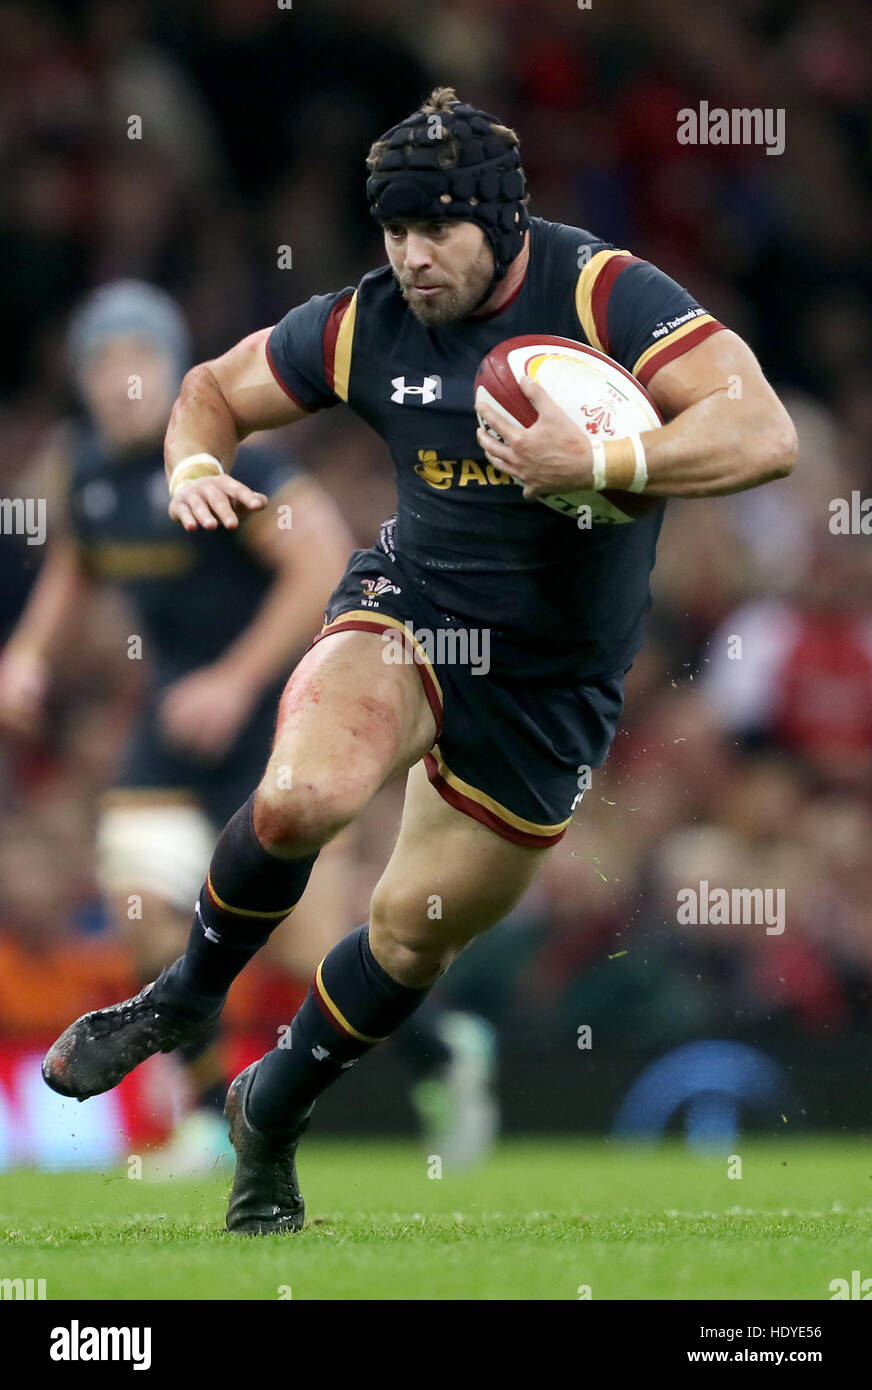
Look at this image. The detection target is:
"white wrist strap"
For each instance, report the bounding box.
[168,453,224,495]
[590,438,607,491]
[628,433,648,493]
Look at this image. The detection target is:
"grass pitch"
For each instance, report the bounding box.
[2,1138,871,1300]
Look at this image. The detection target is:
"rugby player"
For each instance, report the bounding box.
[42,90,797,1230]
[5,280,498,1171]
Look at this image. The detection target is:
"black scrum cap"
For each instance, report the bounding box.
[366,97,529,290]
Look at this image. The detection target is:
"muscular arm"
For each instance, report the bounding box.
[165,328,312,531]
[632,329,798,496]
[477,329,798,500]
[0,436,95,736]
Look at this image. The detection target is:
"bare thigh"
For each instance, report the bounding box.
[369,759,551,987]
[253,630,437,856]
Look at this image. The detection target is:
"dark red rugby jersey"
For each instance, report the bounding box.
[267,217,725,678]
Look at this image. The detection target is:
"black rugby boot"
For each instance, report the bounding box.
[42,973,221,1100]
[225,1062,309,1235]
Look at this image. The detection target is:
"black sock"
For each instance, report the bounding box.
[390,1000,452,1079]
[154,792,318,1016]
[247,923,433,1134]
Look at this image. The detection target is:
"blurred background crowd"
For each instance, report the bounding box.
[1,0,871,1136]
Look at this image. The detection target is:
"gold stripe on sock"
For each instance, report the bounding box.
[206,871,298,920]
[314,960,385,1044]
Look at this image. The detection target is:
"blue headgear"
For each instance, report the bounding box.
[66,280,191,388]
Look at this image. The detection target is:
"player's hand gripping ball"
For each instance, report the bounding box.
[475,335,663,523]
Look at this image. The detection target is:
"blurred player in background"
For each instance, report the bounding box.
[0,281,498,1170]
[0,282,352,1168]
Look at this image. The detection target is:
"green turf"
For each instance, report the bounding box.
[2,1138,871,1300]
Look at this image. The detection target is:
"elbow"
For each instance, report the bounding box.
[176,362,244,443]
[171,363,212,422]
[179,361,219,403]
[749,414,799,486]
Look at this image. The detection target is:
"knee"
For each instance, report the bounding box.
[253,775,369,856]
[368,882,463,988]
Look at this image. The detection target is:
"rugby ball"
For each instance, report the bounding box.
[474,335,663,523]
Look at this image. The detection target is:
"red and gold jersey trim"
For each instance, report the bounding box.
[574,248,639,353]
[632,316,725,387]
[424,746,571,849]
[310,610,444,739]
[575,251,727,389]
[325,290,358,403]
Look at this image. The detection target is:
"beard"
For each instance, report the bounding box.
[395,240,495,325]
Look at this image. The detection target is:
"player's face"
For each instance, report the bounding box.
[383,220,494,324]
[77,335,176,449]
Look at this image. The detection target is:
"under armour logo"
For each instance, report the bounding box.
[312,1045,331,1061]
[391,375,442,405]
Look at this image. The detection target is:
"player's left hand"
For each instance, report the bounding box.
[157,662,259,761]
[476,375,594,499]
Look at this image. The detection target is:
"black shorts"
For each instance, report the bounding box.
[308,520,627,850]
[110,680,281,828]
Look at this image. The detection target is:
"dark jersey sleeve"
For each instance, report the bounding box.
[605,259,724,387]
[267,288,356,411]
[573,239,725,389]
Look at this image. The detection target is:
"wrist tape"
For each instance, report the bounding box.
[168,453,224,496]
[590,433,648,493]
